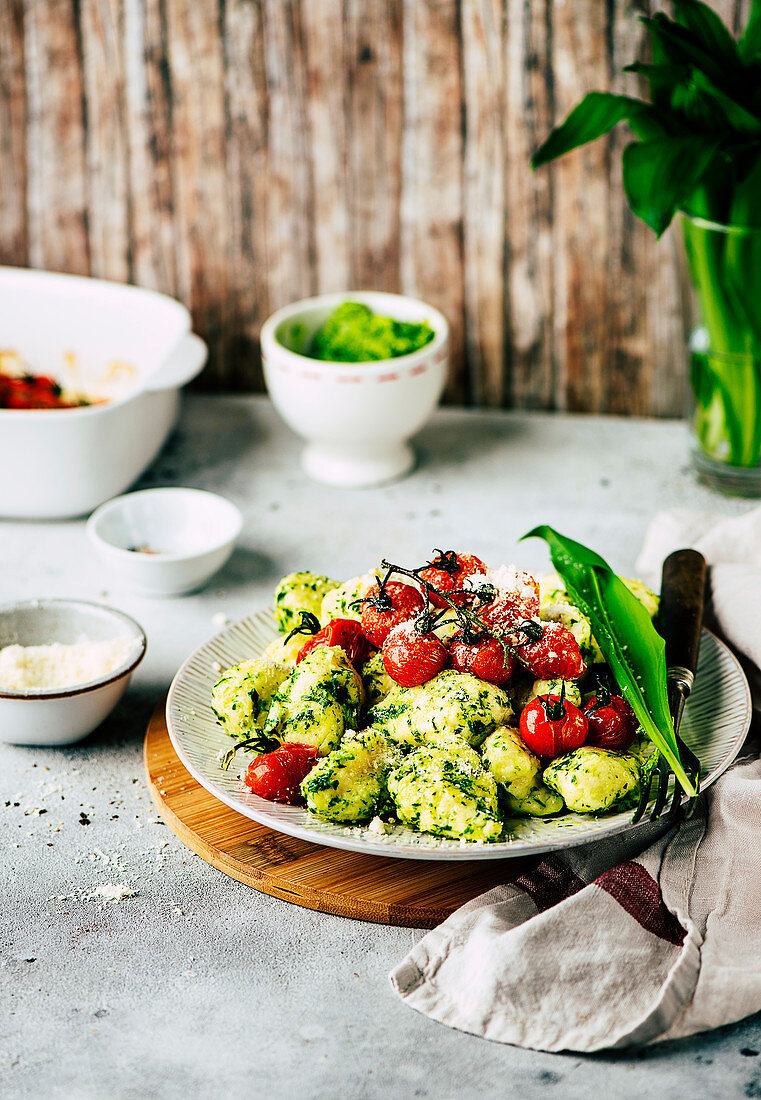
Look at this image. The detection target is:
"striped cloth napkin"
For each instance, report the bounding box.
[390,508,761,1052]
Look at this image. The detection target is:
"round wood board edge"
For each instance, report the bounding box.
[144,699,534,927]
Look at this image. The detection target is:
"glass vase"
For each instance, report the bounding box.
[680,214,761,496]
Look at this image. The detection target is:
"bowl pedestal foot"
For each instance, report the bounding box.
[301,441,415,487]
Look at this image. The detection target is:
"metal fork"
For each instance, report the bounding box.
[631,549,706,825]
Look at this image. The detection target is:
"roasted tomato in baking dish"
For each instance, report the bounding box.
[382,620,448,687]
[449,632,516,687]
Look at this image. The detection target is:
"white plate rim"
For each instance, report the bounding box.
[165,611,752,861]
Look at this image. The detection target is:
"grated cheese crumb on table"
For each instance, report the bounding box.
[87,883,138,902]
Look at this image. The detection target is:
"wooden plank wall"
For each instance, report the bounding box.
[0,0,750,413]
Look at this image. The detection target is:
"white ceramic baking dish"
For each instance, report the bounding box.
[0,267,207,518]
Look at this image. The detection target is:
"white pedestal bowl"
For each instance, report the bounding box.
[260,291,449,488]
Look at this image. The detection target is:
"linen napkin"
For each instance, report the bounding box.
[390,507,761,1052]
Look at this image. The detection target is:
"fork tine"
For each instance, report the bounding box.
[653,738,701,824]
[633,739,702,827]
[678,737,701,819]
[665,767,683,823]
[632,750,659,823]
[649,757,672,821]
[631,764,653,824]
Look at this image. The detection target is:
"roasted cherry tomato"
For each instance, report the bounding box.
[0,371,83,410]
[244,742,319,803]
[478,570,540,632]
[583,690,638,752]
[419,550,487,608]
[297,617,372,668]
[382,620,448,688]
[515,621,586,681]
[449,632,516,687]
[360,581,425,647]
[519,693,589,759]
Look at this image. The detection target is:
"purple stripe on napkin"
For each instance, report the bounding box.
[514,854,586,913]
[596,861,686,946]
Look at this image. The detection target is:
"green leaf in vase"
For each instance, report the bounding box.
[643,13,741,100]
[729,151,761,227]
[689,70,761,133]
[690,349,748,464]
[672,0,742,74]
[623,136,721,236]
[521,526,696,798]
[531,1,761,470]
[531,93,667,169]
[623,61,691,89]
[740,0,761,63]
[534,3,761,232]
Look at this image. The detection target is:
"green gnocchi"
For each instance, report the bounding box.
[301,729,401,823]
[320,571,378,625]
[370,669,512,749]
[273,571,339,634]
[387,744,502,842]
[543,746,641,813]
[211,658,290,741]
[265,645,363,755]
[360,650,397,709]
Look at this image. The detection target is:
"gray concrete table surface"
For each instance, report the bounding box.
[2,396,760,1100]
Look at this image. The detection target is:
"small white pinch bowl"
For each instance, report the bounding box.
[87,488,242,597]
[260,291,449,487]
[0,599,146,746]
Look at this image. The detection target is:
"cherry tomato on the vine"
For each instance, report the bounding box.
[297,617,372,669]
[419,551,486,608]
[243,743,319,803]
[478,570,540,632]
[449,632,516,687]
[515,621,586,681]
[360,581,425,647]
[519,694,589,759]
[583,692,638,752]
[382,620,448,688]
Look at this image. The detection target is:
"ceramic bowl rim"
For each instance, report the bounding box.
[0,266,191,421]
[86,487,243,566]
[0,599,147,700]
[260,291,450,374]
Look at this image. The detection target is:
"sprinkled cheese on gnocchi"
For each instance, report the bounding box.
[388,744,502,842]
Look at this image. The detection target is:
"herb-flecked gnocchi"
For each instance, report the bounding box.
[211,550,660,842]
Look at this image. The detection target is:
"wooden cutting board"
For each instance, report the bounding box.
[144,701,537,927]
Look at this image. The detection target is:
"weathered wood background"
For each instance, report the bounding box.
[0,0,751,413]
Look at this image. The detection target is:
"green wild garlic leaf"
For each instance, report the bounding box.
[623,136,723,237]
[521,525,696,797]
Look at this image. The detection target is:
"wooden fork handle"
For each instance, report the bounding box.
[659,548,707,692]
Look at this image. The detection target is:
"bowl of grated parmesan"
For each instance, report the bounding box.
[0,599,146,745]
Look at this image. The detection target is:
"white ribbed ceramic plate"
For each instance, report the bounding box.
[166,610,752,861]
